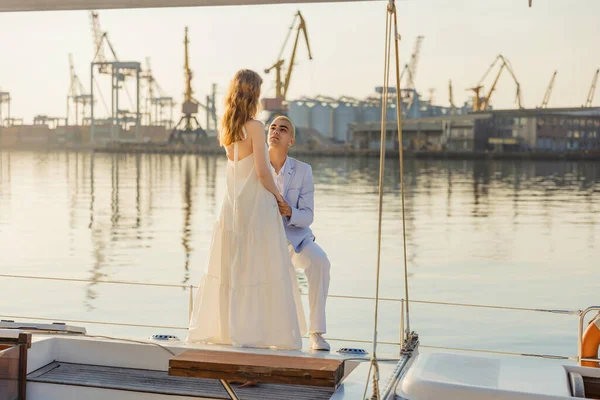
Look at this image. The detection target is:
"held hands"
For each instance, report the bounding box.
[277,197,292,218]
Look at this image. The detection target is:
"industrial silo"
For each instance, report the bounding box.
[361,104,380,123]
[287,100,311,128]
[387,103,398,121]
[310,101,334,138]
[333,101,357,142]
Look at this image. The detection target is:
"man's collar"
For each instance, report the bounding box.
[273,156,288,176]
[282,156,289,173]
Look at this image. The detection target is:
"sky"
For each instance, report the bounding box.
[0,0,599,122]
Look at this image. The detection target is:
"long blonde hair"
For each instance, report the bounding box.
[219,69,263,147]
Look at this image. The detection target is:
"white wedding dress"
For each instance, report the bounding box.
[187,128,306,350]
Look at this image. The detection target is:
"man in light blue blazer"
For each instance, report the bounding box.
[268,116,331,351]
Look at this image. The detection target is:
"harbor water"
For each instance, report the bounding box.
[0,150,598,357]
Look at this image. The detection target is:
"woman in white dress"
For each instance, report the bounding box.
[187,69,306,350]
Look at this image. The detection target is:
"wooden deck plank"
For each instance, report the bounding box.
[28,361,334,399]
[171,350,342,372]
[170,367,335,388]
[169,349,344,388]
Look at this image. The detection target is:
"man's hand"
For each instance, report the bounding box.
[278,199,292,218]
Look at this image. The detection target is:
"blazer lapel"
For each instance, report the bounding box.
[284,158,297,198]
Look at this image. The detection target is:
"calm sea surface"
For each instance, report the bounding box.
[0,150,598,357]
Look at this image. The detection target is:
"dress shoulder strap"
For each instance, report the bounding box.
[242,126,248,140]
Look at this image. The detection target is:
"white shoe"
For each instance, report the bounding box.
[310,333,331,351]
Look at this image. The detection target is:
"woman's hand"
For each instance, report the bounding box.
[275,194,284,204]
[277,199,292,218]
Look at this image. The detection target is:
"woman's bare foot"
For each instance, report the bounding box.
[239,380,258,388]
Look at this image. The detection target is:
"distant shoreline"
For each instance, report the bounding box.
[1,143,600,162]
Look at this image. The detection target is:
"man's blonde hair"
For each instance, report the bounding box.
[273,115,296,138]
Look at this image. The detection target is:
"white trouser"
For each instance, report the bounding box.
[289,241,330,334]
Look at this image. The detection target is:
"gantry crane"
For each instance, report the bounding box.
[90,11,119,75]
[201,83,218,134]
[468,54,523,111]
[263,10,312,113]
[540,70,557,109]
[142,57,175,128]
[67,54,93,126]
[88,10,142,142]
[584,68,599,108]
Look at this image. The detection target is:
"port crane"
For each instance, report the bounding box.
[89,10,142,142]
[468,54,523,111]
[448,80,455,115]
[0,90,11,127]
[90,11,125,76]
[168,26,207,144]
[263,10,312,114]
[399,36,424,94]
[142,57,175,128]
[398,35,424,113]
[67,54,93,126]
[540,70,557,108]
[584,68,599,107]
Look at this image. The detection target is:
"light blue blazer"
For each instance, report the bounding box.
[281,157,315,253]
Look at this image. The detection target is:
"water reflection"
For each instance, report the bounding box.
[66,152,79,233]
[0,151,599,312]
[86,152,105,310]
[66,152,79,258]
[86,224,108,311]
[135,154,141,230]
[446,168,453,218]
[204,156,217,214]
[88,152,95,229]
[111,154,120,229]
[181,156,194,285]
[296,270,308,294]
[0,152,11,224]
[145,154,154,225]
[472,161,490,218]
